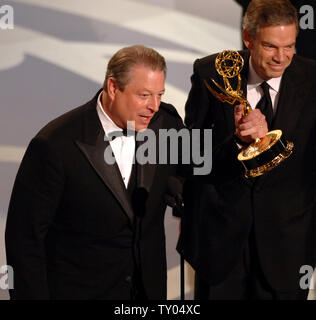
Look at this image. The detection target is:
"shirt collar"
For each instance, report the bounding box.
[247,57,282,93]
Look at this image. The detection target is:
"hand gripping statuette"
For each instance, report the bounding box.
[204,50,294,178]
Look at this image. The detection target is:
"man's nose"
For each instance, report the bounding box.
[274,49,286,63]
[149,96,160,112]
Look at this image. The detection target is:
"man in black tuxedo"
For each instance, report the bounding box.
[5,45,184,300]
[180,0,316,299]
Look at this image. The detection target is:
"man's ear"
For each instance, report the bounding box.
[243,29,253,50]
[107,77,119,100]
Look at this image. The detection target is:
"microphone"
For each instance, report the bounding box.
[165,176,184,218]
[166,176,186,300]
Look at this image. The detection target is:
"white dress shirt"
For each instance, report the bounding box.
[246,57,282,115]
[96,92,135,188]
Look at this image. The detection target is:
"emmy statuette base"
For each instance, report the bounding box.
[237,130,294,178]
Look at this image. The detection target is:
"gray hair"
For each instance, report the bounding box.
[103,45,167,92]
[243,0,299,38]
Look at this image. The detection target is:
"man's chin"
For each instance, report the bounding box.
[266,66,288,78]
[135,124,149,132]
[262,70,283,80]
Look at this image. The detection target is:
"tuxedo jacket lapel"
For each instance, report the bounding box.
[75,101,134,224]
[74,92,167,221]
[255,56,310,187]
[272,56,310,138]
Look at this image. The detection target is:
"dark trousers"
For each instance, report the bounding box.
[194,231,309,300]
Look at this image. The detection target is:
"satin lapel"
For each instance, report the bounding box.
[255,57,309,187]
[272,63,309,138]
[75,102,134,224]
[136,114,163,193]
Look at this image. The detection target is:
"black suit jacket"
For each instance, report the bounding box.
[179,51,316,292]
[5,90,184,300]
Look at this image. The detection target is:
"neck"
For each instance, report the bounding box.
[100,91,125,129]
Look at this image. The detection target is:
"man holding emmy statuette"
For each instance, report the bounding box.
[178,0,316,300]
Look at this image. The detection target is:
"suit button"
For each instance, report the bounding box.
[125,276,132,283]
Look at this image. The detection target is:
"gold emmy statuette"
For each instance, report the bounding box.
[204,50,294,178]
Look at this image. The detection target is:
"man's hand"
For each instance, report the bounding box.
[234,104,268,144]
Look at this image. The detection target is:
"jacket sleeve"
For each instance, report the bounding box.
[5,136,64,299]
